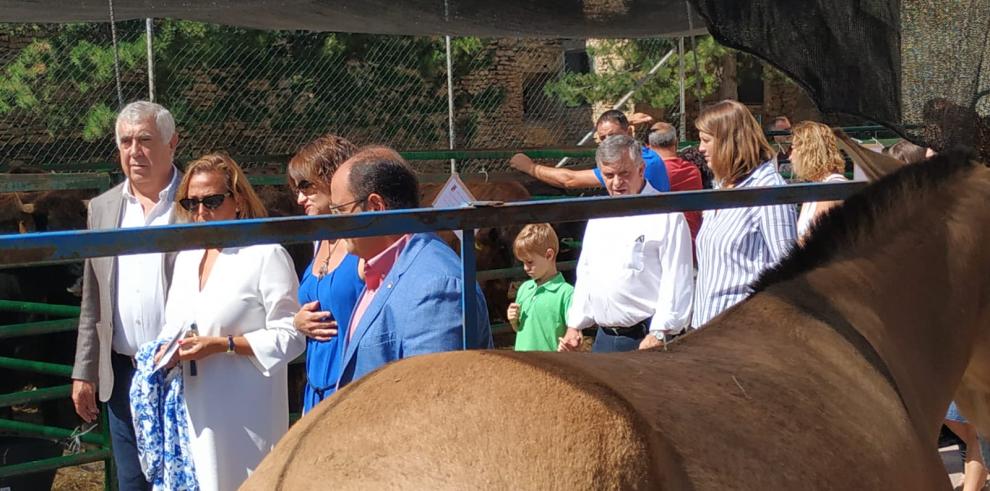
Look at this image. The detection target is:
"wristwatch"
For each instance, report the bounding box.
[650,331,666,343]
[226,335,235,354]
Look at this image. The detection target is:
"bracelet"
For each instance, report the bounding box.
[226,335,235,354]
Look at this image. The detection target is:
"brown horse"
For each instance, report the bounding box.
[244,150,990,490]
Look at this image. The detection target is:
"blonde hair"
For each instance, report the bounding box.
[513,223,559,258]
[177,153,267,221]
[695,100,775,185]
[790,121,845,182]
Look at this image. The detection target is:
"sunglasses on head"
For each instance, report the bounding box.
[179,192,232,212]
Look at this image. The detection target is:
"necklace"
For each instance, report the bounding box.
[317,240,341,277]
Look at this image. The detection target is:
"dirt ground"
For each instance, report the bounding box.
[52,459,103,491]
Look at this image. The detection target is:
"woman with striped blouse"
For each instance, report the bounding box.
[691,100,798,328]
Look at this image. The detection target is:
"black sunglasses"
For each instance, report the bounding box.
[179,193,231,212]
[295,180,315,191]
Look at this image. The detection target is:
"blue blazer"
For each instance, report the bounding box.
[336,233,492,389]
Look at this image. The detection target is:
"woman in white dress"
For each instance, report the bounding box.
[157,153,305,491]
[789,121,849,243]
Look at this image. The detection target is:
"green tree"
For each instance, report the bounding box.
[0,23,148,142]
[544,36,727,114]
[0,21,500,164]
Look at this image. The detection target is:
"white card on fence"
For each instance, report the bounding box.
[431,173,477,243]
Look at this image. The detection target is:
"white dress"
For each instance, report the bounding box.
[162,244,305,491]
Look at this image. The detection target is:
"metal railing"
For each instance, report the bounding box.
[0,299,114,489]
[0,182,866,267]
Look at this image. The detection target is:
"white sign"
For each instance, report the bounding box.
[431,173,477,243]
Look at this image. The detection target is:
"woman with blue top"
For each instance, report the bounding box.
[288,135,366,412]
[691,100,798,328]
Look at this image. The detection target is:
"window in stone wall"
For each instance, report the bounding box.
[737,52,765,105]
[523,72,563,122]
[564,49,591,74]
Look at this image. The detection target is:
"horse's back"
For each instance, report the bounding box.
[244,350,688,490]
[245,300,950,489]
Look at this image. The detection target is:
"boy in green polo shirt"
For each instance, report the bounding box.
[507,223,574,351]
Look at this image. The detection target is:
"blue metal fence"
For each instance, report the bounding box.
[0,182,866,267]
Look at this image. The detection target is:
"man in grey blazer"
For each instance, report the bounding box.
[72,101,182,490]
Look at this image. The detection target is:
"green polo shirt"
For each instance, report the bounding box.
[514,273,574,352]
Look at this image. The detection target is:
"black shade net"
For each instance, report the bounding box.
[692,0,990,158]
[3,0,988,157]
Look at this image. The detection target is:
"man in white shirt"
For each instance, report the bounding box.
[559,134,693,353]
[71,101,182,490]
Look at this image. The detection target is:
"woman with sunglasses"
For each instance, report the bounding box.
[154,153,305,490]
[287,134,365,413]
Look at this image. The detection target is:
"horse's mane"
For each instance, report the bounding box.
[751,149,981,293]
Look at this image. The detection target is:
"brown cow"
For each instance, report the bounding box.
[0,193,36,234]
[245,150,990,490]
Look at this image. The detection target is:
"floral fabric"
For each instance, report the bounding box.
[130,339,199,491]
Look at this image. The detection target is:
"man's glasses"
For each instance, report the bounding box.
[328,197,367,215]
[179,193,231,212]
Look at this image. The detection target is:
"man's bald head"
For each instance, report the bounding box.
[334,146,420,211]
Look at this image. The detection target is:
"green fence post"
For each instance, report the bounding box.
[0,418,106,446]
[0,356,73,377]
[0,385,72,408]
[0,318,79,339]
[0,449,112,480]
[0,299,82,317]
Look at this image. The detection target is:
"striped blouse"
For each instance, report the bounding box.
[691,160,797,327]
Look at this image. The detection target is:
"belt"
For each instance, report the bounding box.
[111,350,137,368]
[598,317,651,337]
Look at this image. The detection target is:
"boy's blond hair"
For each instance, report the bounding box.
[513,223,559,258]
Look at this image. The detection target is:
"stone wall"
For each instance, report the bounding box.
[459,38,590,150]
[761,74,822,125]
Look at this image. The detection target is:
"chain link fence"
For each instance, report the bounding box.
[0,20,687,175]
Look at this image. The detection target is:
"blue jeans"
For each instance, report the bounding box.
[591,326,645,353]
[107,352,152,491]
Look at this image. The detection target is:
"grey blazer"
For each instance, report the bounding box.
[72,176,181,402]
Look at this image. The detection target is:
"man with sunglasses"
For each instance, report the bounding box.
[71,101,182,491]
[328,146,493,389]
[508,110,670,192]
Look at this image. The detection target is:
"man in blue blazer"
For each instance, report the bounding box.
[329,146,492,389]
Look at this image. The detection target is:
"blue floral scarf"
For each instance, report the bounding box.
[130,339,199,491]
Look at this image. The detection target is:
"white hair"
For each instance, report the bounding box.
[115,101,176,145]
[596,134,643,168]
